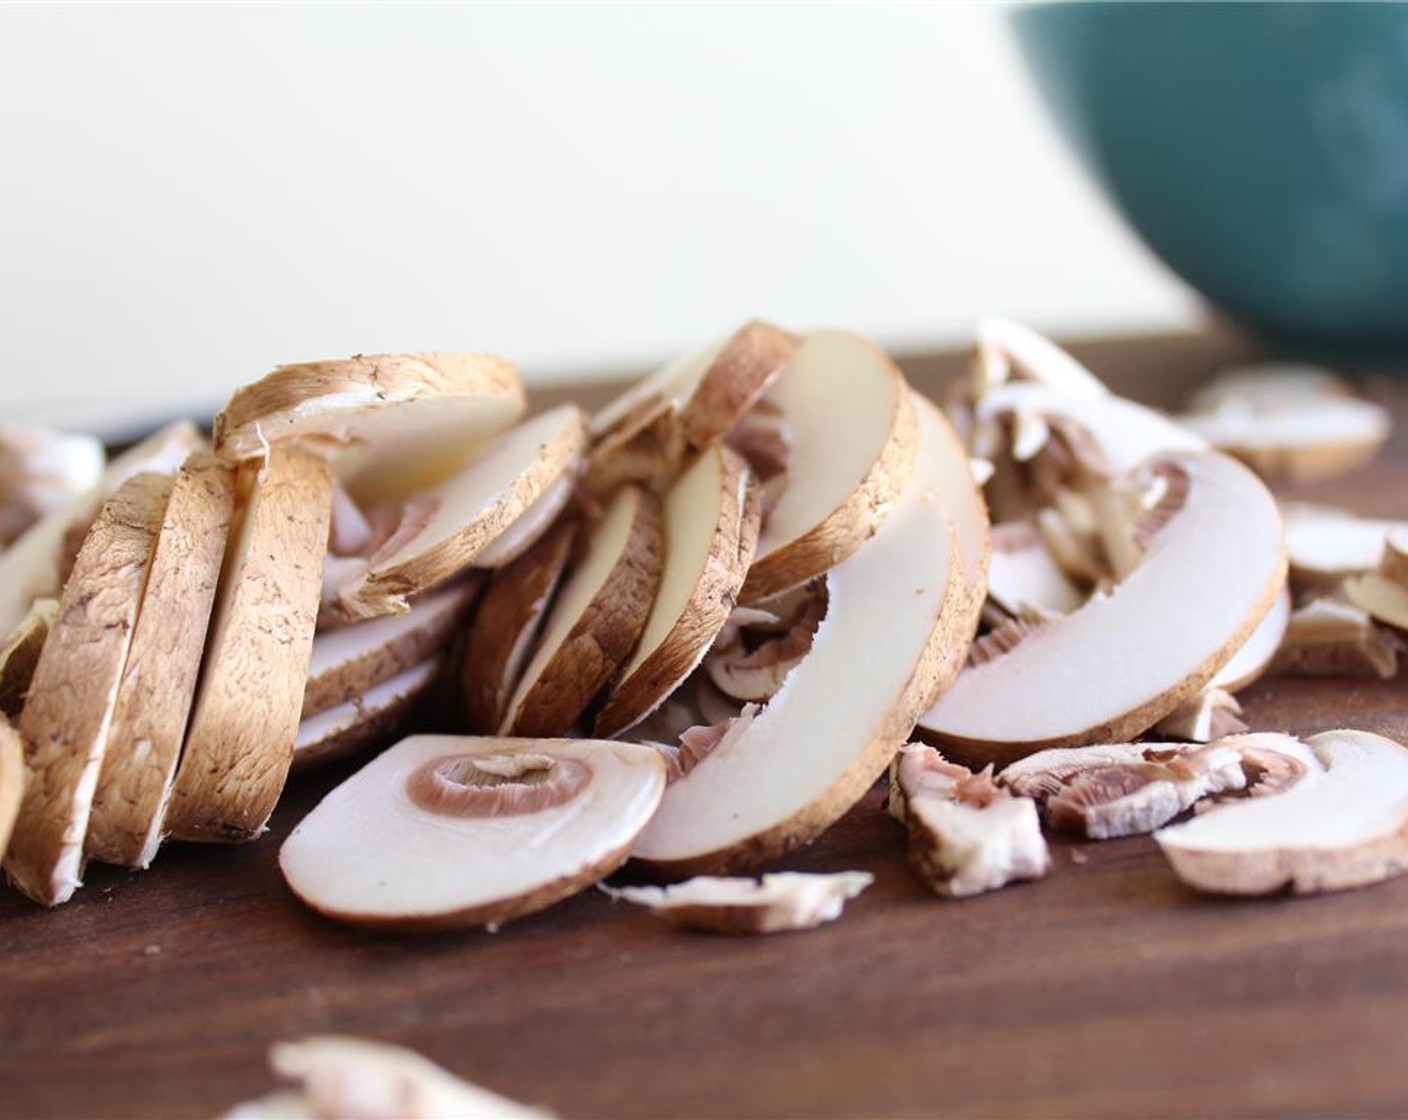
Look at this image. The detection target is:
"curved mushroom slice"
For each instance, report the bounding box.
[972,317,1110,399]
[920,451,1286,761]
[0,721,22,863]
[472,470,578,569]
[594,447,760,737]
[0,425,104,546]
[890,744,1049,898]
[461,523,576,734]
[337,405,587,619]
[1342,572,1408,633]
[0,597,57,719]
[587,320,796,492]
[1283,503,1408,588]
[1156,730,1408,895]
[214,351,526,502]
[224,1036,551,1120]
[0,420,203,639]
[1210,586,1290,692]
[85,453,237,868]
[281,736,666,928]
[164,448,332,844]
[1179,366,1390,482]
[500,486,663,737]
[304,583,475,720]
[704,589,825,704]
[1273,599,1399,679]
[985,521,1083,620]
[294,660,441,772]
[999,741,1248,840]
[3,471,172,905]
[606,871,872,934]
[740,330,918,604]
[1150,688,1247,744]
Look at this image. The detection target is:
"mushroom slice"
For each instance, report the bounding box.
[890,744,1049,898]
[3,471,171,905]
[1150,688,1248,743]
[461,523,576,733]
[294,660,441,772]
[998,741,1248,839]
[164,448,332,844]
[214,351,526,501]
[594,447,760,737]
[1156,730,1408,895]
[0,720,22,862]
[920,451,1286,761]
[704,589,824,704]
[224,1036,551,1120]
[740,329,919,603]
[305,583,475,720]
[0,420,203,639]
[337,405,587,619]
[280,736,666,928]
[986,521,1083,620]
[500,486,663,737]
[1179,365,1390,481]
[1283,502,1408,587]
[605,871,872,934]
[85,453,237,868]
[972,316,1110,399]
[1272,598,1399,679]
[472,470,578,569]
[0,597,57,719]
[1342,573,1408,633]
[1210,586,1290,692]
[0,425,104,546]
[587,320,796,491]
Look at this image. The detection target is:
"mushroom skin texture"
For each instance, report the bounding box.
[294,660,441,772]
[1156,730,1408,895]
[605,871,873,934]
[0,597,57,719]
[280,736,666,929]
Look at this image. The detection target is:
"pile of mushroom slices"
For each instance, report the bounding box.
[3,319,1408,931]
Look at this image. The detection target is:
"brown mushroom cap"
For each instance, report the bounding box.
[293,659,442,772]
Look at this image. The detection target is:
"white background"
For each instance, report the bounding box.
[0,4,1199,425]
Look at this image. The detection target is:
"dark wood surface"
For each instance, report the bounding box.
[6,330,1408,1120]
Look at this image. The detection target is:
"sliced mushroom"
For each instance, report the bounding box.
[1156,730,1408,894]
[164,448,332,844]
[214,351,526,501]
[337,405,587,619]
[85,453,237,868]
[3,471,172,905]
[1342,572,1408,633]
[0,597,57,719]
[998,740,1248,839]
[972,316,1110,399]
[472,470,578,569]
[606,871,872,934]
[985,521,1084,619]
[294,660,441,772]
[500,486,663,737]
[921,451,1286,761]
[704,589,824,703]
[1210,586,1290,692]
[0,719,22,863]
[1283,502,1408,589]
[594,446,760,737]
[1150,688,1248,743]
[587,320,796,492]
[280,736,666,928]
[224,1036,551,1120]
[0,425,104,546]
[461,523,577,733]
[890,743,1050,897]
[740,330,918,603]
[1272,598,1399,679]
[1179,365,1390,481]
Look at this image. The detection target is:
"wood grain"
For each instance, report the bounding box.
[6,330,1408,1120]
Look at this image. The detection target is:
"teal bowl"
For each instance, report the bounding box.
[1013,2,1408,356]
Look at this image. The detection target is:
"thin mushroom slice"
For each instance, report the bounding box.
[223,1036,551,1120]
[1283,502,1408,588]
[472,470,578,569]
[890,744,1050,898]
[86,453,237,868]
[294,660,441,772]
[1210,586,1290,692]
[704,588,824,704]
[337,405,587,619]
[164,447,332,844]
[0,597,57,719]
[920,451,1287,762]
[1342,572,1408,633]
[0,425,104,546]
[594,446,760,738]
[500,486,663,737]
[214,351,526,501]
[972,316,1110,399]
[280,736,666,929]
[0,720,22,863]
[605,871,872,935]
[740,329,919,604]
[304,583,476,720]
[1156,730,1408,895]
[1000,741,1248,840]
[985,521,1083,620]
[1150,688,1248,744]
[3,471,172,905]
[1272,598,1399,679]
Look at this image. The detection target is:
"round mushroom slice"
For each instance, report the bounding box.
[214,351,526,501]
[164,447,333,844]
[920,451,1287,762]
[740,330,919,604]
[1210,585,1290,693]
[337,405,587,619]
[0,720,23,863]
[4,471,172,905]
[911,391,989,615]
[1156,730,1408,895]
[594,446,760,739]
[500,486,663,737]
[86,452,237,868]
[1283,503,1408,588]
[294,660,441,772]
[280,735,667,929]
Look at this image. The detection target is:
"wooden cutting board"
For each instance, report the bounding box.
[5,330,1408,1120]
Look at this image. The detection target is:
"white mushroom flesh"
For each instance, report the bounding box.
[607,871,873,934]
